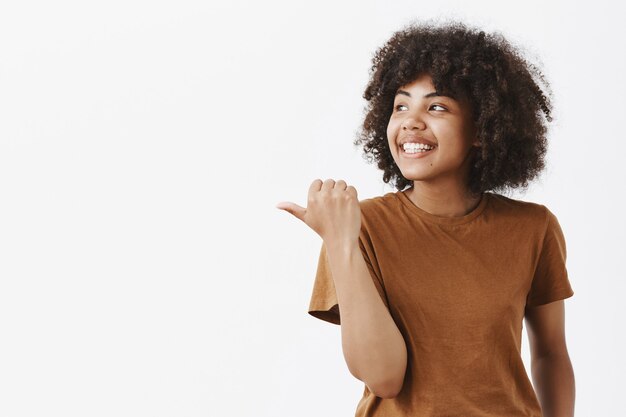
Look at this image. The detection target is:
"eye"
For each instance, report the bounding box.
[393,103,447,112]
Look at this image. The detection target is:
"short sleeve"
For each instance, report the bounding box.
[308,237,390,325]
[526,208,575,307]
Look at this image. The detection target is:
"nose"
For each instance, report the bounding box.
[401,114,426,131]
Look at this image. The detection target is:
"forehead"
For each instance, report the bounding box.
[395,76,458,101]
[394,89,456,100]
[394,77,474,116]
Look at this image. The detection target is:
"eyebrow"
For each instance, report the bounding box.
[395,89,456,99]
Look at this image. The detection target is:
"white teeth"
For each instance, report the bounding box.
[402,142,435,153]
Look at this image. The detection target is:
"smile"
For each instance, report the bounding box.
[400,145,436,158]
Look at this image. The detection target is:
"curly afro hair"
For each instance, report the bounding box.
[354,19,554,197]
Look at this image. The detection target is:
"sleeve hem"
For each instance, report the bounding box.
[526,289,574,308]
[308,304,340,325]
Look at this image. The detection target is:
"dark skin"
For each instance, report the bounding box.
[386,73,482,217]
[390,73,576,416]
[279,62,575,408]
[356,22,556,197]
[525,300,576,417]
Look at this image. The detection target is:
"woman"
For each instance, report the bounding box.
[276,19,575,417]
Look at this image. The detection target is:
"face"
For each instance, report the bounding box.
[387,73,480,190]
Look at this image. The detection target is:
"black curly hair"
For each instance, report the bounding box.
[354,18,554,197]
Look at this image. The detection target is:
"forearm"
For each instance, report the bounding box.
[325,239,407,397]
[530,353,575,417]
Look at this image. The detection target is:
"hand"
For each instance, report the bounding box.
[276,179,361,246]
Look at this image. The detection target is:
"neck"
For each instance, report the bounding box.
[406,183,483,218]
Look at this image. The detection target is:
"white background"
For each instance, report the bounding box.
[0,1,624,416]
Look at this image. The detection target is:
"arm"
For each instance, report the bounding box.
[326,239,407,399]
[524,300,575,417]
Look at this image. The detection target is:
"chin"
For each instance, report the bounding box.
[399,167,435,181]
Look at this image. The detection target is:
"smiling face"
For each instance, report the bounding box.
[387,73,481,192]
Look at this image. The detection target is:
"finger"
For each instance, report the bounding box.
[309,179,323,194]
[346,185,358,199]
[275,202,306,222]
[321,178,336,191]
[335,179,347,190]
[308,179,323,207]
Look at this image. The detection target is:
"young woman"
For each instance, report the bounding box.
[276,19,575,417]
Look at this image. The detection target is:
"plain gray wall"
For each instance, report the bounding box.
[0,1,623,416]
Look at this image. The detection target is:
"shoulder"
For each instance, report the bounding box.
[356,192,402,235]
[488,192,546,214]
[487,192,551,226]
[358,191,399,212]
[358,192,401,219]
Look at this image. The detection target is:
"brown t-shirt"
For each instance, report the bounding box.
[308,190,574,417]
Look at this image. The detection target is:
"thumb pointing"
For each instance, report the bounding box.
[276,201,306,222]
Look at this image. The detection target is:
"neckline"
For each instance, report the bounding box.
[396,189,490,226]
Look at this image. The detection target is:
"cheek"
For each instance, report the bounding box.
[387,119,399,141]
[436,122,463,142]
[386,125,393,145]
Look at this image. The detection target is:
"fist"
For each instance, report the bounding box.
[276,179,361,246]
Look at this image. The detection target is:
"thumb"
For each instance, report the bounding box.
[275,201,306,222]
